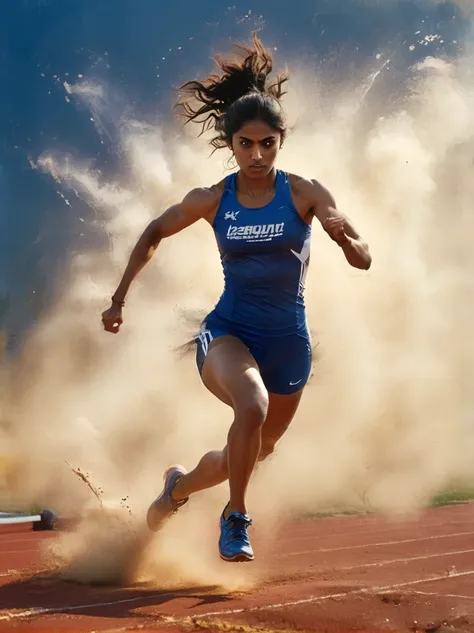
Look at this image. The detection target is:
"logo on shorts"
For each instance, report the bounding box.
[224,211,240,221]
[289,378,303,386]
[226,222,285,242]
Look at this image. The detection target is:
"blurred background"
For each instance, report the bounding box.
[1,1,474,585]
[1,0,468,348]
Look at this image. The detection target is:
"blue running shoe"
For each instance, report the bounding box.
[218,507,254,562]
[146,465,188,532]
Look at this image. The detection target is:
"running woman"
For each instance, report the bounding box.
[102,34,372,563]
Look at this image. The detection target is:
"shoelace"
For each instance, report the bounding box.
[169,496,187,511]
[167,474,188,512]
[227,517,252,543]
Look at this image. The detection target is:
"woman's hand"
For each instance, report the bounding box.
[322,217,349,246]
[102,302,123,334]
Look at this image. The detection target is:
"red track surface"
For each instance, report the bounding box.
[1,504,474,632]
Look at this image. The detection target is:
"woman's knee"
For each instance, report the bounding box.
[201,335,269,429]
[234,385,269,431]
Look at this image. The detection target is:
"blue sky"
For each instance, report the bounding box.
[1,0,467,342]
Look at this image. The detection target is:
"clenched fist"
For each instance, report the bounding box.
[102,302,123,334]
[323,217,349,247]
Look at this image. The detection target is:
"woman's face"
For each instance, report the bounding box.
[231,119,281,179]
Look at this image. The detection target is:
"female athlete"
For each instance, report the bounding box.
[102,34,372,563]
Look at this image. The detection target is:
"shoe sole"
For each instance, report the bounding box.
[219,552,254,563]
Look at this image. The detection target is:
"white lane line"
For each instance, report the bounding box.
[411,590,474,601]
[2,568,474,623]
[334,548,474,573]
[1,547,471,587]
[278,519,474,544]
[0,567,48,579]
[0,590,179,621]
[283,530,474,557]
[163,569,474,624]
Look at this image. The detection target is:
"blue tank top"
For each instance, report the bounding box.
[212,170,312,335]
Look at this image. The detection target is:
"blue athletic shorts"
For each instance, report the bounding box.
[195,311,312,395]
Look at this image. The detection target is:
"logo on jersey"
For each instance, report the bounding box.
[224,211,240,221]
[226,222,285,242]
[291,236,311,297]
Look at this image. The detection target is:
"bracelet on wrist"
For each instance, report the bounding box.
[111,296,125,307]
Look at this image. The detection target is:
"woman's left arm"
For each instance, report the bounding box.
[309,178,372,271]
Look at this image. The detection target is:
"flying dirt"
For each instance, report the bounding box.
[2,23,474,587]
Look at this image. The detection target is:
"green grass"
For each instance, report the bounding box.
[0,490,43,515]
[430,488,474,507]
[296,489,474,522]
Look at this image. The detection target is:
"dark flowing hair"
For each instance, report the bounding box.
[176,33,289,151]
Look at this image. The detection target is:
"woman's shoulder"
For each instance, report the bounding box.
[285,172,335,219]
[186,178,227,208]
[287,172,327,198]
[209,177,228,198]
[183,177,228,224]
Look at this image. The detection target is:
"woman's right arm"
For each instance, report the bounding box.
[102,187,218,333]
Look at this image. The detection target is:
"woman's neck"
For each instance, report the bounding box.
[236,168,277,198]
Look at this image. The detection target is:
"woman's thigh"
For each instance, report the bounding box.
[200,335,268,417]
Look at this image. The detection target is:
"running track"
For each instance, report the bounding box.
[1,504,474,632]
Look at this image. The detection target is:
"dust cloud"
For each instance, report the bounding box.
[3,27,474,588]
